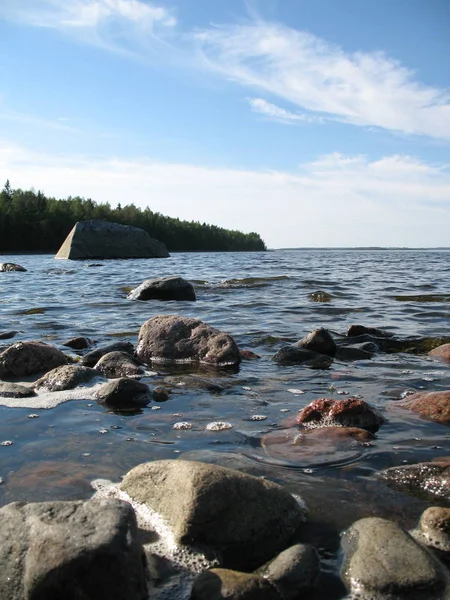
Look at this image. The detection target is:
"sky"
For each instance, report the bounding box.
[0,0,449,248]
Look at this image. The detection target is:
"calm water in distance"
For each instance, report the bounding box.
[0,249,449,596]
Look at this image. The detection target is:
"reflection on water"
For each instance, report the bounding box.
[0,249,449,597]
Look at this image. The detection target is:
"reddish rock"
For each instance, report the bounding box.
[400,390,450,425]
[429,343,450,363]
[297,397,384,430]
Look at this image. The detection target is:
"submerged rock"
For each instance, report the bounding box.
[335,341,379,360]
[55,219,169,260]
[0,262,26,272]
[0,341,67,378]
[297,397,385,431]
[33,365,101,392]
[0,331,19,340]
[341,517,448,599]
[120,459,305,568]
[94,351,145,379]
[378,461,450,501]
[191,569,280,600]
[94,378,152,409]
[136,315,241,367]
[81,341,135,367]
[0,498,147,600]
[128,276,196,301]
[399,390,450,426]
[62,336,94,350]
[347,324,393,338]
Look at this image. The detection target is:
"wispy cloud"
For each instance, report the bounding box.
[196,22,450,140]
[1,142,449,247]
[248,98,324,124]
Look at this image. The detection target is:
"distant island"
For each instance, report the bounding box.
[0,181,266,253]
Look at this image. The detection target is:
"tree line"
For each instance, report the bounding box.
[0,181,266,253]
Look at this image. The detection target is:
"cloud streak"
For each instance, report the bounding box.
[1,142,449,248]
[248,98,324,124]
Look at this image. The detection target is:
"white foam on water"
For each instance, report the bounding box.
[0,381,106,409]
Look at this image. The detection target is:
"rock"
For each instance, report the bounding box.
[120,459,305,568]
[0,341,68,378]
[347,324,393,338]
[0,262,26,272]
[413,507,450,556]
[62,336,94,350]
[94,351,145,378]
[33,365,101,392]
[272,346,333,368]
[81,341,135,367]
[257,543,321,598]
[94,378,152,409]
[378,461,450,501]
[341,517,448,599]
[0,497,147,600]
[429,343,450,363]
[239,350,261,360]
[128,276,196,301]
[296,328,336,356]
[399,390,450,425]
[0,382,35,398]
[335,341,379,360]
[152,386,170,402]
[297,397,385,431]
[308,290,332,302]
[136,315,241,367]
[55,219,169,260]
[191,569,281,600]
[0,331,19,340]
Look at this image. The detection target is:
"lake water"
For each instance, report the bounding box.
[0,249,449,598]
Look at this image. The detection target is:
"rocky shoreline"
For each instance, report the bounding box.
[0,271,449,598]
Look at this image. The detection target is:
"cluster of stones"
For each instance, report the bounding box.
[0,459,449,599]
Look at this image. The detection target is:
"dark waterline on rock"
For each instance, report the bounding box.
[0,249,449,598]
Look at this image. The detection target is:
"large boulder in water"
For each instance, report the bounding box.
[55,219,169,260]
[0,341,67,378]
[136,315,241,367]
[128,276,196,301]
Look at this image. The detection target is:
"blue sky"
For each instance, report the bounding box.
[1,0,449,248]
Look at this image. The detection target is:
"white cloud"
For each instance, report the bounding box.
[196,22,450,140]
[248,98,324,124]
[1,142,449,248]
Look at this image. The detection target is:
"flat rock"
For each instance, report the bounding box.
[399,390,450,425]
[297,397,385,431]
[55,219,169,260]
[0,262,26,272]
[0,341,68,378]
[81,341,135,367]
[335,342,379,360]
[347,324,393,338]
[120,459,306,568]
[128,276,196,301]
[94,351,145,378]
[378,461,450,501]
[0,331,19,340]
[429,343,450,363]
[136,315,241,367]
[0,382,35,398]
[191,569,281,600]
[33,365,101,392]
[341,517,448,599]
[296,327,336,356]
[0,498,147,600]
[94,378,152,409]
[272,346,322,365]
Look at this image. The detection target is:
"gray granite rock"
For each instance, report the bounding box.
[379,461,450,501]
[191,569,281,600]
[62,336,94,350]
[33,365,101,391]
[81,341,135,367]
[94,377,152,409]
[0,498,148,600]
[0,341,67,378]
[120,459,306,569]
[296,327,336,356]
[412,507,450,556]
[0,262,26,272]
[94,351,145,378]
[341,517,449,599]
[0,382,35,398]
[128,276,196,301]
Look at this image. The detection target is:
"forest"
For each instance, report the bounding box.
[0,181,266,253]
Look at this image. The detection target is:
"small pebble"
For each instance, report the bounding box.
[173,422,192,430]
[28,414,39,419]
[280,408,290,413]
[126,437,135,442]
[110,425,123,430]
[250,415,267,421]
[0,477,3,484]
[98,428,108,434]
[1,441,13,446]
[287,388,305,394]
[151,406,162,410]
[82,453,91,457]
[206,421,233,431]
[242,386,252,391]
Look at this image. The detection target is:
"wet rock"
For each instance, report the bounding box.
[33,365,101,392]
[62,336,94,350]
[296,327,336,356]
[128,276,196,301]
[0,262,26,272]
[299,426,375,443]
[335,342,378,360]
[412,507,450,557]
[308,290,332,302]
[341,517,448,600]
[152,386,170,402]
[257,543,320,598]
[94,351,145,378]
[429,343,450,363]
[94,378,152,409]
[55,219,169,260]
[0,331,19,340]
[0,497,147,600]
[136,315,241,367]
[120,459,306,569]
[297,397,385,431]
[191,569,281,600]
[0,382,35,398]
[162,375,225,393]
[240,350,261,360]
[347,324,393,338]
[378,461,450,501]
[0,341,68,378]
[81,341,135,367]
[399,390,450,425]
[272,346,318,364]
